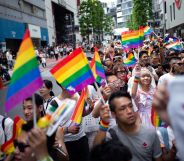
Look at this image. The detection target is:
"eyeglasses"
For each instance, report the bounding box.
[14,140,30,152]
[116,70,126,74]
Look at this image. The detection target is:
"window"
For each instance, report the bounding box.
[170,5,172,21]
[173,3,175,20]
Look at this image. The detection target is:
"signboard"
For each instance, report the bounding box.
[175,0,181,9]
[28,24,41,38]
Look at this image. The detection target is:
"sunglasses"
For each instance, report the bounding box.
[14,140,30,152]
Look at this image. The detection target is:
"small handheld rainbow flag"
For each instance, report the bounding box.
[123,53,137,67]
[5,29,43,112]
[165,41,183,51]
[144,26,153,36]
[71,88,87,125]
[90,47,106,85]
[122,29,144,50]
[151,107,163,127]
[1,116,25,154]
[50,48,95,95]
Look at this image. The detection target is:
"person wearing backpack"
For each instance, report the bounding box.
[0,115,13,161]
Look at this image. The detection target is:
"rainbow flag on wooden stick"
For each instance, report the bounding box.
[165,41,183,51]
[122,29,144,50]
[71,88,88,125]
[90,47,106,85]
[5,29,43,112]
[1,116,25,154]
[50,48,95,95]
[123,53,137,67]
[144,26,153,36]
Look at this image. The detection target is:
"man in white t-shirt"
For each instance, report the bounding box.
[158,57,181,86]
[0,115,13,161]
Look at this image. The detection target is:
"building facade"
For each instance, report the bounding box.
[0,0,48,52]
[116,0,133,28]
[45,0,81,46]
[159,0,184,37]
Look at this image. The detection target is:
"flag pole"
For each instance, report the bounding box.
[32,94,37,127]
[94,82,106,104]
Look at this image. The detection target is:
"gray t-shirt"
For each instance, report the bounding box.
[107,125,162,161]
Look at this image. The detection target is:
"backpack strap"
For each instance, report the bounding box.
[158,127,170,151]
[2,117,7,142]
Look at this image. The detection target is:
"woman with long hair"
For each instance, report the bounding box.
[131,64,155,128]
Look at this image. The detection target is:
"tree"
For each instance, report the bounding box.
[127,0,153,29]
[79,0,113,41]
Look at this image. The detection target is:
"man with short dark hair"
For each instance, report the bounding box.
[94,91,162,161]
[90,139,132,161]
[158,57,182,86]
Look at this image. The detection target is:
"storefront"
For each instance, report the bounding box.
[0,18,49,52]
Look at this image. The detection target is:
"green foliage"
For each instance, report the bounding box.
[79,0,113,37]
[127,0,153,29]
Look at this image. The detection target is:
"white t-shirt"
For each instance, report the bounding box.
[0,116,13,159]
[158,73,174,86]
[46,95,86,142]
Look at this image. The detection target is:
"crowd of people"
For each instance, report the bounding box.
[1,36,184,161]
[0,44,74,83]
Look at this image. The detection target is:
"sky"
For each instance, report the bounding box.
[99,0,117,7]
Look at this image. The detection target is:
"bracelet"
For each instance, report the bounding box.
[134,77,140,83]
[99,120,109,132]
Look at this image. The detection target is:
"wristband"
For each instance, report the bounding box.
[99,120,109,132]
[134,77,140,83]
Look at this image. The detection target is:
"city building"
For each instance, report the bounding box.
[0,0,48,52]
[116,0,133,28]
[45,0,81,46]
[159,0,184,37]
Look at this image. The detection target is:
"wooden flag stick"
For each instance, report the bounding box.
[32,94,37,127]
[94,82,106,104]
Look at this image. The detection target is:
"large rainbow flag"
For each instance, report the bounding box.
[123,53,137,67]
[50,48,95,95]
[165,41,183,51]
[122,29,144,50]
[71,88,87,125]
[5,29,43,112]
[90,47,106,85]
[144,26,153,36]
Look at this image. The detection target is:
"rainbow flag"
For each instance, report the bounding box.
[151,107,163,127]
[5,29,43,112]
[122,29,144,50]
[123,53,137,67]
[50,48,95,95]
[144,26,153,36]
[71,88,87,125]
[1,116,25,154]
[90,47,106,85]
[165,41,183,51]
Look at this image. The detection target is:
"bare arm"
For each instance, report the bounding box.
[93,130,107,147]
[131,64,141,98]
